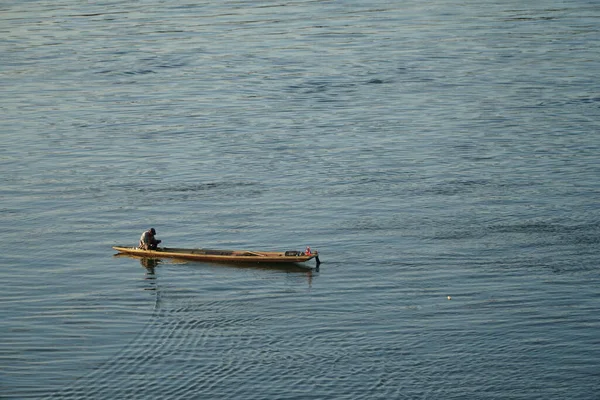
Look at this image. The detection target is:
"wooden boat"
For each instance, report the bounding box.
[112,246,320,267]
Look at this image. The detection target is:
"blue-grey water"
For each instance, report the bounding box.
[2,1,600,398]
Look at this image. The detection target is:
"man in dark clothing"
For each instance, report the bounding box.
[139,228,161,250]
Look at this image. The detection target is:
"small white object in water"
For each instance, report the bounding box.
[447,295,452,300]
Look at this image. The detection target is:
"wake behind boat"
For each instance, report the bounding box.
[113,246,321,267]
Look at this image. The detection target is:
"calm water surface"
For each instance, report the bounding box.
[1,0,600,398]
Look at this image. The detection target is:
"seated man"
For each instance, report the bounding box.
[139,228,161,250]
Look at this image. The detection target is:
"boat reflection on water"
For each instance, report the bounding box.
[114,253,317,287]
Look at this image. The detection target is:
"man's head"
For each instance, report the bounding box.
[150,228,156,235]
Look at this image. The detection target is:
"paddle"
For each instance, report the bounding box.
[244,251,266,257]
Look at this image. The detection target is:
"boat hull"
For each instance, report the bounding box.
[113,246,319,267]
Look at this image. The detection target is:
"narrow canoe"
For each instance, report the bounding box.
[113,246,320,267]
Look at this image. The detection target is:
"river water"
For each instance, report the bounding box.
[2,1,599,398]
